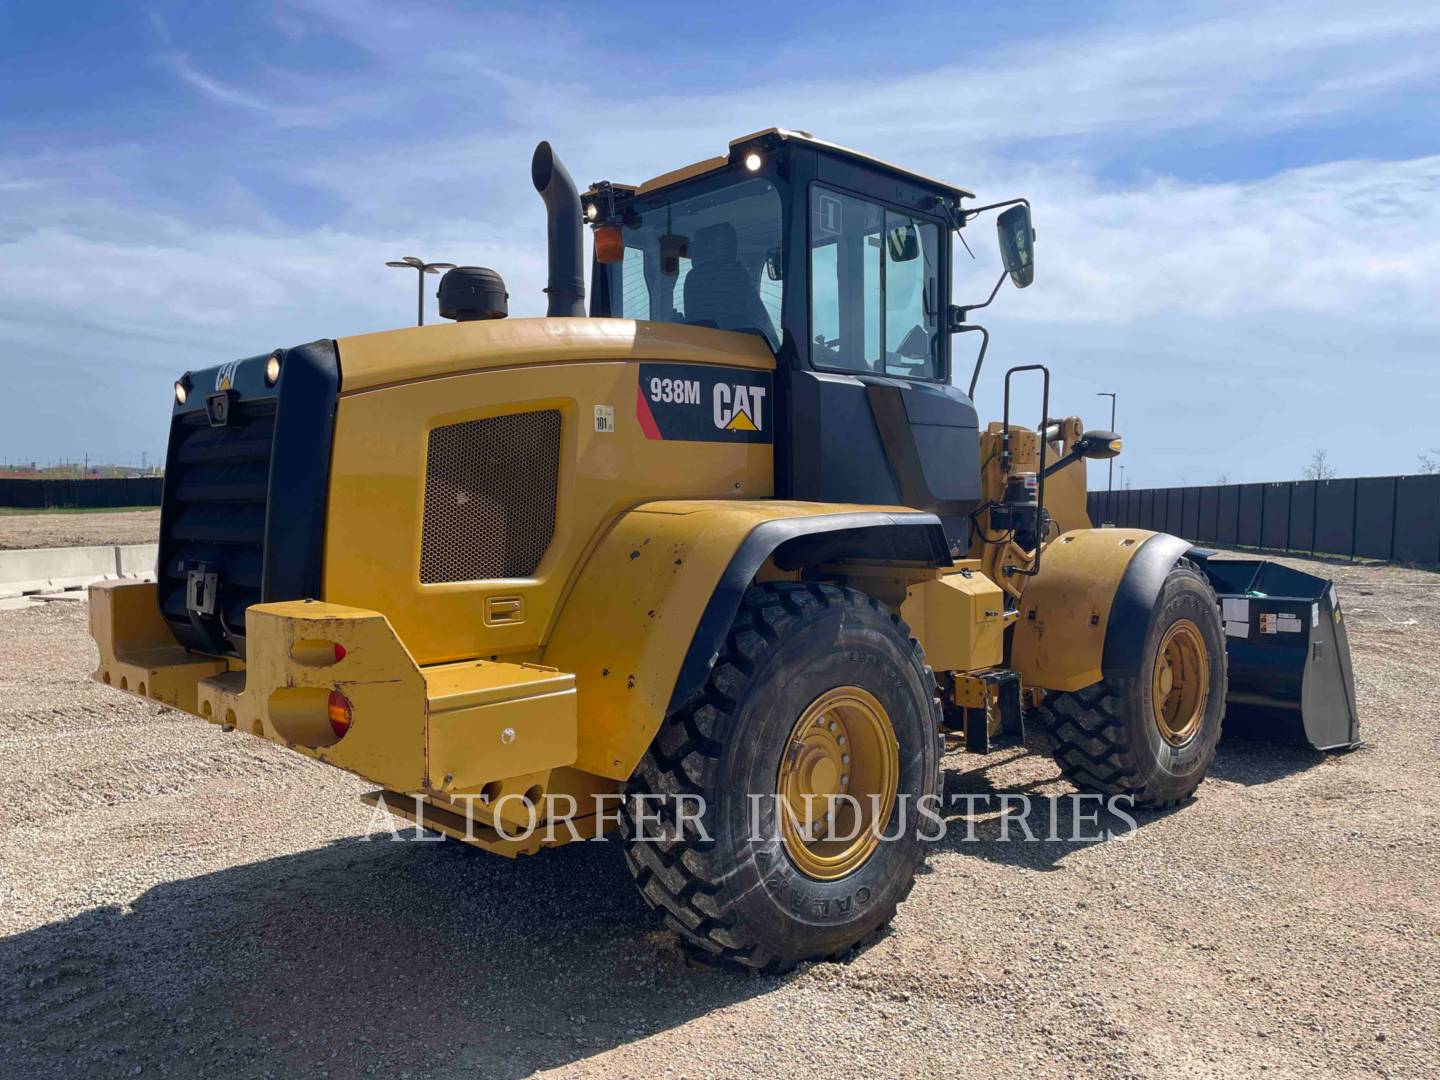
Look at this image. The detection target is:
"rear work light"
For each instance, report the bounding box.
[594,224,623,264]
[327,690,353,739]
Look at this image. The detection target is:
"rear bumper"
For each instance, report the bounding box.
[89,579,578,801]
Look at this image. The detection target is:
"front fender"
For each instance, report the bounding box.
[542,500,948,779]
[1010,529,1191,693]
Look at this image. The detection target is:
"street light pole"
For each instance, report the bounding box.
[1096,391,1117,492]
[385,256,457,326]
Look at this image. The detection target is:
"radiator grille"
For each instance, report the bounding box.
[159,404,275,651]
[420,410,562,584]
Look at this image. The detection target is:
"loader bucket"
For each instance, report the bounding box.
[1193,556,1360,751]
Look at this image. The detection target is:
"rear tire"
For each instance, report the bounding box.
[620,582,943,973]
[1039,559,1226,808]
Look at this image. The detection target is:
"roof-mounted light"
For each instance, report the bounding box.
[743,151,763,173]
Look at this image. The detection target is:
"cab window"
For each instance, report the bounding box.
[809,186,942,380]
[620,246,651,320]
[613,177,784,349]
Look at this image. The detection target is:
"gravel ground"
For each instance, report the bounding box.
[1,553,1437,1078]
[0,509,160,551]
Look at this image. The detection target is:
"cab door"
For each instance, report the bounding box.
[787,182,980,540]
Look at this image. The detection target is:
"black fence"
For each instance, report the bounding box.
[0,477,163,510]
[1087,475,1440,565]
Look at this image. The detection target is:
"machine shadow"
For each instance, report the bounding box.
[0,836,773,1078]
[3,749,1337,1077]
[931,731,1328,873]
[1208,734,1332,786]
[930,751,1179,873]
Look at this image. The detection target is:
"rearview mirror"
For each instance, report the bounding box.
[765,246,783,281]
[996,204,1034,288]
[659,233,689,277]
[887,223,920,263]
[1075,430,1122,459]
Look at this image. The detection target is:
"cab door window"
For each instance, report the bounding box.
[882,211,941,378]
[809,186,942,380]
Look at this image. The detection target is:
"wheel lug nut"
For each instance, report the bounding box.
[841,754,850,765]
[837,735,846,746]
[828,721,837,732]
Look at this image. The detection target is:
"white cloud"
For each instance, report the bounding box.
[0,217,550,357]
[0,207,554,465]
[959,154,1440,327]
[5,0,1439,477]
[452,0,1440,177]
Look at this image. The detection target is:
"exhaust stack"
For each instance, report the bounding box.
[531,141,586,317]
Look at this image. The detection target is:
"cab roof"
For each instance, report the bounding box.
[594,128,975,201]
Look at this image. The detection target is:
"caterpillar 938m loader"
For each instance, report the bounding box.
[89,129,1359,971]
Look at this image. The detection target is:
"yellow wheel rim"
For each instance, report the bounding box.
[775,686,899,881]
[1151,619,1210,747]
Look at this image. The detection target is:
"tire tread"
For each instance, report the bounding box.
[1037,559,1225,809]
[621,581,941,973]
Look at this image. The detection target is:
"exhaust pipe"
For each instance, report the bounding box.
[531,141,586,317]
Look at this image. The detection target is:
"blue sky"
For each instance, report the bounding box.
[1,0,1437,485]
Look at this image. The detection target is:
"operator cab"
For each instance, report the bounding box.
[583,129,993,546]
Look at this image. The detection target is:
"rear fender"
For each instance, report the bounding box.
[542,500,948,779]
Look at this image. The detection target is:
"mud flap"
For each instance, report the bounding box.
[1190,554,1360,750]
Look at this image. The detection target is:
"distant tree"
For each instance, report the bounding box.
[1215,471,1230,485]
[1419,450,1440,475]
[1302,449,1336,481]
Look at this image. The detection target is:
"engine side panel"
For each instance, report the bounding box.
[325,341,775,666]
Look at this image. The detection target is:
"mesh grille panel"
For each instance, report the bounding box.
[420,410,562,584]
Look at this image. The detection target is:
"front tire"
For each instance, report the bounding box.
[1040,559,1227,807]
[621,582,943,973]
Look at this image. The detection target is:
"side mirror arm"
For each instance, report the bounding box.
[1041,447,1084,480]
[950,270,1007,324]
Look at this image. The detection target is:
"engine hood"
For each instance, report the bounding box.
[335,317,774,394]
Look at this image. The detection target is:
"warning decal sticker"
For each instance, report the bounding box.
[1259,612,1303,635]
[636,363,773,444]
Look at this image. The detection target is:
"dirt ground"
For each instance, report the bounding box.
[0,509,160,551]
[1,553,1437,1078]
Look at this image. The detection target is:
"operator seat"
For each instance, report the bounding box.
[682,223,777,343]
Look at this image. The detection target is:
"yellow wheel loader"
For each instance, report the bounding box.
[89,128,1359,972]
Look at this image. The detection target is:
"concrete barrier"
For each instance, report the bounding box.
[117,543,159,577]
[0,543,157,599]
